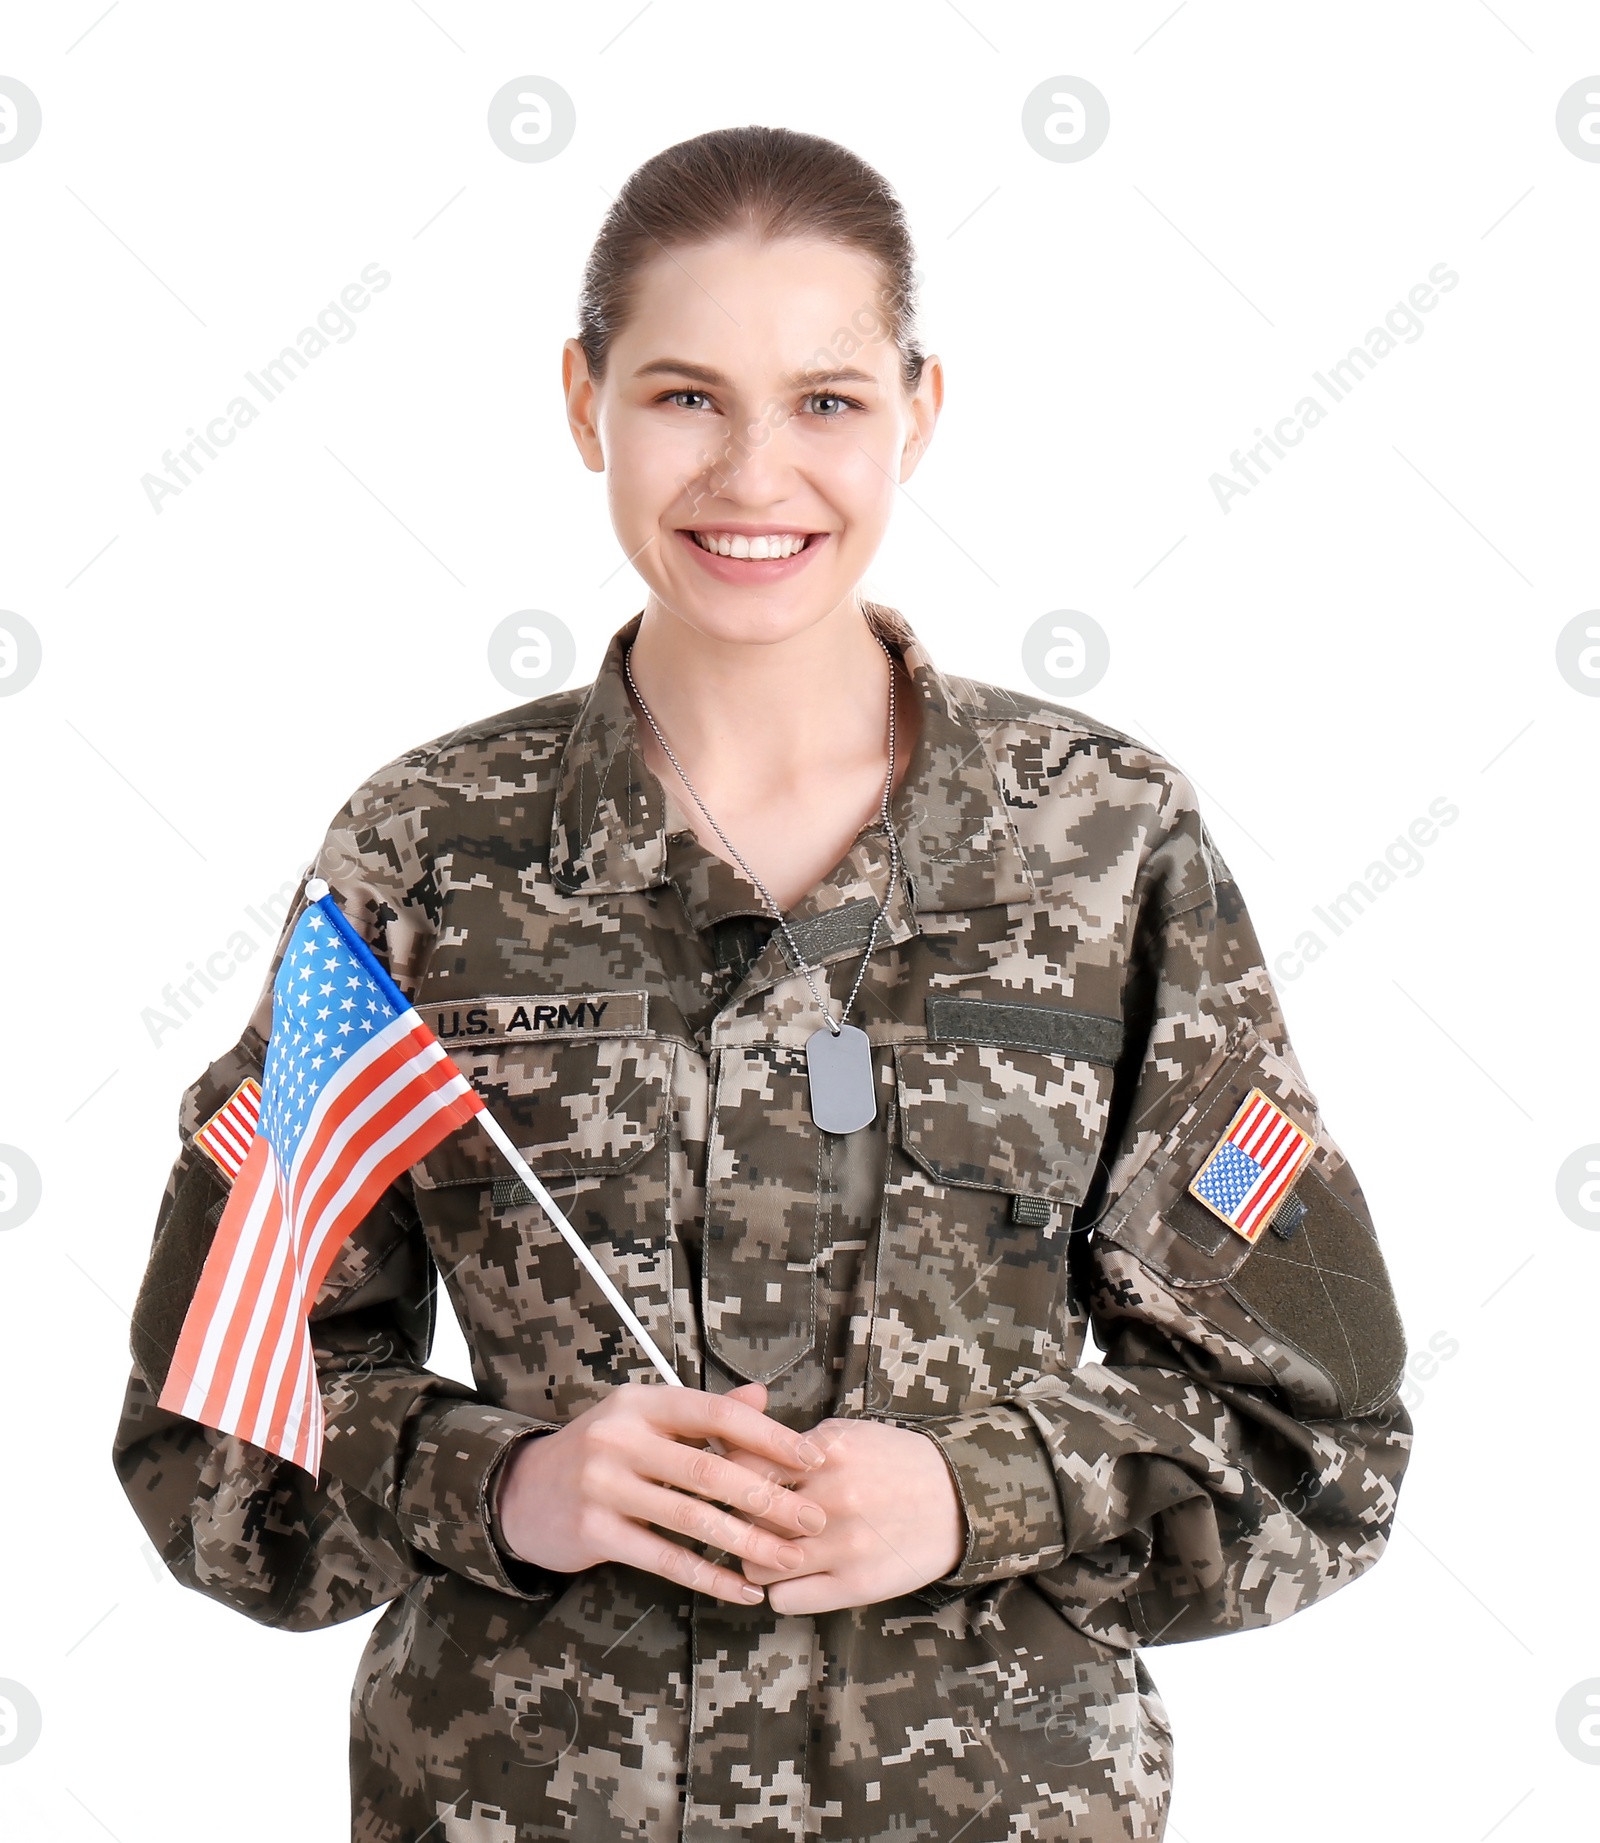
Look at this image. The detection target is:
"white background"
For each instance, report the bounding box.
[2,3,1597,1839]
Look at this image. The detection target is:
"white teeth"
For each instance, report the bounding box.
[690,530,811,559]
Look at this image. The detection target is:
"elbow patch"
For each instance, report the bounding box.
[131,1153,229,1397]
[1092,1025,1407,1419]
[1220,1162,1407,1418]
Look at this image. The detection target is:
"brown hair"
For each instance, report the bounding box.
[576,125,926,393]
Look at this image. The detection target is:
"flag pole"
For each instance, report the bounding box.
[472,1110,682,1389]
[304,880,683,1390]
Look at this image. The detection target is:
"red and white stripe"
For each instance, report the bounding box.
[159,1011,483,1478]
[1227,1090,1313,1239]
[194,1078,262,1181]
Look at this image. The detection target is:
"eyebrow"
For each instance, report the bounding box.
[633,358,879,390]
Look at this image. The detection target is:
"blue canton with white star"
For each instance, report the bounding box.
[260,907,399,1170]
[1192,1139,1263,1219]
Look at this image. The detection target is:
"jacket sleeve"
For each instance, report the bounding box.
[911,771,1413,1648]
[111,767,563,1630]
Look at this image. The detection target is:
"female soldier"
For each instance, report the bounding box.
[114,125,1412,1842]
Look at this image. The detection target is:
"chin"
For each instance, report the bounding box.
[652,583,852,650]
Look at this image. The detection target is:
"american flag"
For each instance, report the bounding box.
[159,883,485,1479]
[194,1076,261,1181]
[1187,1086,1315,1243]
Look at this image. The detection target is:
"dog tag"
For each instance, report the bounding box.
[805,1024,877,1133]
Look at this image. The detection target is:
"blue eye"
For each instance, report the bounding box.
[658,388,865,416]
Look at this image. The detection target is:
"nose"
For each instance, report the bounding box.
[683,406,808,519]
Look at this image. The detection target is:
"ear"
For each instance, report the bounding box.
[562,337,606,473]
[898,353,944,482]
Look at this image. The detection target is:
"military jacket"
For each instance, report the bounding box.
[113,606,1413,1843]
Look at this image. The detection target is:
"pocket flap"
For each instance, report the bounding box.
[411,1036,674,1189]
[894,1041,1114,1205]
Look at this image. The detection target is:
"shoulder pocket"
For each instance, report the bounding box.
[1092,1024,1315,1283]
[1091,1023,1407,1417]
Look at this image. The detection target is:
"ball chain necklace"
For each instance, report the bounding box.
[623,636,901,1135]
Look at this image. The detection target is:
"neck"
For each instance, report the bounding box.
[625,595,897,795]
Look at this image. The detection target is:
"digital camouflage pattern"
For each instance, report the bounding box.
[113,606,1412,1841]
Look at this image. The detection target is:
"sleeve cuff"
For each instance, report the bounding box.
[397,1401,563,1599]
[910,1403,1067,1598]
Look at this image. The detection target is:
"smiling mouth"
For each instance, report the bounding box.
[681,530,823,559]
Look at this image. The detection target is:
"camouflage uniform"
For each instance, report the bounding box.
[113,606,1412,1842]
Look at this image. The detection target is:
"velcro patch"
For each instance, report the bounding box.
[924,996,1124,1065]
[1188,1086,1315,1243]
[194,1077,261,1183]
[778,898,881,968]
[414,991,648,1044]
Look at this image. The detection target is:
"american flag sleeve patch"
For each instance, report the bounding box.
[194,1078,262,1181]
[1187,1086,1315,1243]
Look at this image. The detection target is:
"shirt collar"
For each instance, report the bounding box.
[549,606,1035,914]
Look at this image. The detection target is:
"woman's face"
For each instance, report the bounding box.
[564,232,942,649]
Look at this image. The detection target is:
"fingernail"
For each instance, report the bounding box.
[796,1503,826,1533]
[777,1543,805,1568]
[797,1439,826,1467]
[741,1583,764,1602]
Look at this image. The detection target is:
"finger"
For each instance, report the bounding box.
[639,1435,826,1539]
[765,1572,852,1617]
[600,1512,766,1606]
[701,1381,764,1461]
[738,1519,842,1584]
[718,1412,843,1484]
[622,1475,816,1576]
[716,1442,806,1490]
[665,1380,767,1453]
[740,1550,825,1586]
[640,1388,827,1475]
[705,1446,817,1538]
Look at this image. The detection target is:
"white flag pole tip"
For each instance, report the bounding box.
[304,877,330,901]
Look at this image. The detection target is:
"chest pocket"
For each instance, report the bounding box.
[408,1030,679,1406]
[865,1039,1116,1416]
[412,1033,673,1191]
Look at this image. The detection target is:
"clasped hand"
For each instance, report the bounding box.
[493,1379,965,1613]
